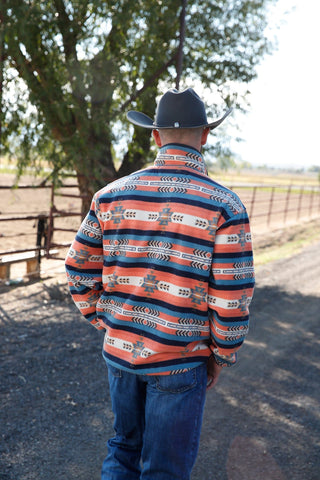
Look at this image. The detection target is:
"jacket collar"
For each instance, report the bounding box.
[154,143,207,175]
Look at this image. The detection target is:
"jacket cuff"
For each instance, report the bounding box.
[212,349,237,367]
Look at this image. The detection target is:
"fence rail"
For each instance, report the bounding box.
[1,182,320,281]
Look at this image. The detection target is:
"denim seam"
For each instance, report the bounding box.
[187,366,206,476]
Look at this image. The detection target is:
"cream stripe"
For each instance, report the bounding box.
[208,295,240,310]
[215,233,251,245]
[208,295,253,310]
[124,209,209,230]
[104,335,156,358]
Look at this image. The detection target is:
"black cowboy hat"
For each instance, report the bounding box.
[127,88,232,130]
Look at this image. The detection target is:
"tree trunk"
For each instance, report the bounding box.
[117,87,156,178]
[76,172,94,217]
[117,128,152,178]
[75,141,118,217]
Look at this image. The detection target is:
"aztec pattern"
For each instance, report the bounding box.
[65,144,255,374]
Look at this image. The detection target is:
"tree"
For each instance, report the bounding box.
[1,0,277,213]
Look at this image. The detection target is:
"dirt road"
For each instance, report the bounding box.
[1,235,320,479]
[193,238,320,480]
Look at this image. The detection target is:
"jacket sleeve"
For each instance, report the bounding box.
[208,209,255,366]
[65,194,105,330]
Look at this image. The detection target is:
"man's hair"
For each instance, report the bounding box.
[158,127,204,145]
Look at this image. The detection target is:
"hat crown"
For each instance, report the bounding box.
[126,87,232,130]
[155,88,208,128]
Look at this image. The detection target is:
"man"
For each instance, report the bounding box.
[65,88,255,480]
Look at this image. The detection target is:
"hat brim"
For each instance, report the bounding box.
[127,107,233,130]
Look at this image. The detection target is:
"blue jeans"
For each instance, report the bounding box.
[101,363,208,480]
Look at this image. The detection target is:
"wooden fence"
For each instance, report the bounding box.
[0,183,83,281]
[0,182,319,281]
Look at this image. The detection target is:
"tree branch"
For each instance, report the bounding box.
[176,0,187,90]
[53,0,80,60]
[117,53,178,115]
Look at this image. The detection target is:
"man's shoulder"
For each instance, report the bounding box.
[95,168,149,199]
[199,176,245,214]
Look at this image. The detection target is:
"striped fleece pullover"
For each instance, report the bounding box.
[65,144,255,374]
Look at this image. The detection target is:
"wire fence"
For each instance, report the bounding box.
[0,182,319,281]
[230,184,320,233]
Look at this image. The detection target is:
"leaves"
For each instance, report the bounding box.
[1,0,278,204]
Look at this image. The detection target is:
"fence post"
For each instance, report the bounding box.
[283,185,292,224]
[46,184,55,257]
[297,186,304,219]
[34,215,48,276]
[249,186,257,220]
[267,187,275,226]
[309,186,315,218]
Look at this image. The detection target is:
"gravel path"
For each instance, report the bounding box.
[1,238,320,480]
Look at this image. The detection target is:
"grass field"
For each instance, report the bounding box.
[209,168,319,187]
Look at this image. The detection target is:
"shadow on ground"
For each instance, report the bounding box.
[1,282,319,480]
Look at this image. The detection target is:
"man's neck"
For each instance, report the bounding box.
[160,143,202,155]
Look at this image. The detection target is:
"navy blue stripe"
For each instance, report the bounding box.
[103,316,191,346]
[218,216,250,228]
[210,281,255,291]
[99,193,221,212]
[84,312,98,321]
[66,264,102,275]
[75,235,102,249]
[108,291,208,317]
[103,229,213,248]
[69,285,91,295]
[103,259,208,283]
[213,250,253,259]
[212,312,250,324]
[214,338,244,349]
[104,352,207,371]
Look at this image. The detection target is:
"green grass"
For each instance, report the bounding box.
[255,240,310,266]
[254,220,320,267]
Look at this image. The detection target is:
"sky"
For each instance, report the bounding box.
[230,0,320,170]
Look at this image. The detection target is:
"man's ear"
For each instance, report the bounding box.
[152,129,162,147]
[201,127,210,146]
